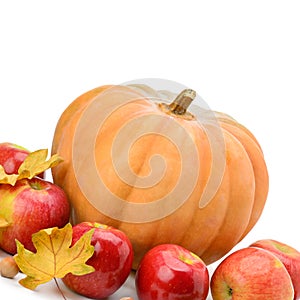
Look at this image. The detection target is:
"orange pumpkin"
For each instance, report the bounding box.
[51,83,269,269]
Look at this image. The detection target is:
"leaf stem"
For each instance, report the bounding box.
[54,278,67,300]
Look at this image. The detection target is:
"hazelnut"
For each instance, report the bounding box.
[0,256,19,278]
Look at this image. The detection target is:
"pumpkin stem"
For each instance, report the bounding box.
[168,89,196,115]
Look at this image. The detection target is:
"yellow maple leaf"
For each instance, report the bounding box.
[0,149,63,186]
[14,223,95,290]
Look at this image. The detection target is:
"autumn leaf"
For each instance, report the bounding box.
[0,165,19,185]
[14,223,95,290]
[0,149,63,186]
[17,149,63,180]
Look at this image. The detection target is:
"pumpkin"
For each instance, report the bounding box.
[51,83,269,270]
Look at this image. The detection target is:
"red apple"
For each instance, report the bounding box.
[0,177,70,254]
[135,244,209,300]
[250,239,300,300]
[0,142,30,174]
[210,247,294,300]
[62,222,133,299]
[0,142,44,178]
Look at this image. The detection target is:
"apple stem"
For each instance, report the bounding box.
[54,278,67,300]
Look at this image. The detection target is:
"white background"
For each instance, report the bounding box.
[1,1,300,299]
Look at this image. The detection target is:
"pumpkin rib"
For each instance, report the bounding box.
[214,111,262,151]
[170,119,227,255]
[179,162,230,261]
[199,129,255,264]
[139,119,216,255]
[220,122,269,239]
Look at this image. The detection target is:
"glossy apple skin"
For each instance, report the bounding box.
[0,142,44,178]
[62,222,133,299]
[0,177,70,254]
[250,239,300,300]
[135,244,209,300]
[0,142,30,174]
[210,247,294,300]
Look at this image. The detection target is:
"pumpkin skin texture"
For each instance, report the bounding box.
[51,84,269,270]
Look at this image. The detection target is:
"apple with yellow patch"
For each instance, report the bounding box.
[250,239,300,300]
[0,177,70,254]
[210,247,294,299]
